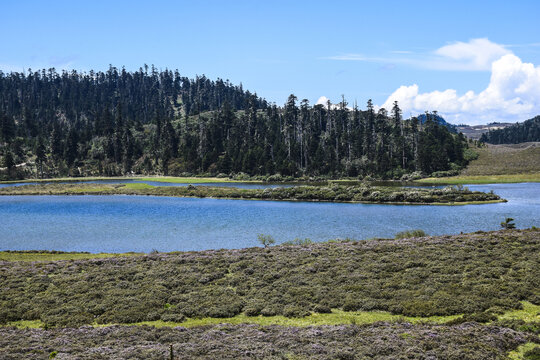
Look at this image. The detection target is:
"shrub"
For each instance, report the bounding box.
[313,305,332,314]
[257,234,276,248]
[161,313,186,323]
[395,230,427,239]
[283,305,310,318]
[501,217,516,229]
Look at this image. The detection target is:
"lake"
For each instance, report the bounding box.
[0,183,538,253]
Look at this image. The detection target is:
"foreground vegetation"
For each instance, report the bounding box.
[0,229,537,328]
[0,322,535,359]
[0,250,142,262]
[0,182,503,204]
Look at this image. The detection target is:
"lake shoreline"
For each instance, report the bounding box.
[0,182,504,205]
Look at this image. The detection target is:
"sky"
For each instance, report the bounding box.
[1,0,540,125]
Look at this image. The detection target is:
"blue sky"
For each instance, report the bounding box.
[2,0,540,124]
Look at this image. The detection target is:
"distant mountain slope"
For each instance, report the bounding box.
[417,113,457,133]
[457,123,513,140]
[479,116,540,144]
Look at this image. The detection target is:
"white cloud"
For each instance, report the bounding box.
[434,38,511,71]
[327,38,513,72]
[316,96,331,105]
[381,54,540,125]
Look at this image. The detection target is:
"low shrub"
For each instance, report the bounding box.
[395,229,427,239]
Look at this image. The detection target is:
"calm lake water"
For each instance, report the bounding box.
[0,183,538,253]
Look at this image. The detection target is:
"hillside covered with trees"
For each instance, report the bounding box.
[1,66,469,180]
[480,116,540,144]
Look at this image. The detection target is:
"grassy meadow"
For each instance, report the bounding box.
[420,142,540,184]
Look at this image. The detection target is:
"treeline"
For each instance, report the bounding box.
[480,116,540,144]
[0,66,468,179]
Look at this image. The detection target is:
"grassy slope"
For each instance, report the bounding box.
[420,143,540,184]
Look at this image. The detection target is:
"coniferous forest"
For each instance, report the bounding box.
[0,66,469,180]
[480,116,540,144]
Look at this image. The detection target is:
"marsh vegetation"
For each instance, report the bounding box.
[0,182,503,204]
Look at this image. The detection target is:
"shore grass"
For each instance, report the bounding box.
[0,175,244,185]
[0,176,135,184]
[0,182,504,204]
[418,172,540,184]
[0,251,143,262]
[139,176,243,183]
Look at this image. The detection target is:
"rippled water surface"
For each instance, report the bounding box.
[0,183,538,252]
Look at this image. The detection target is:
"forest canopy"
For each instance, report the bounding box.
[480,116,540,144]
[0,66,469,180]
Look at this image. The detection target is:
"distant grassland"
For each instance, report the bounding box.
[419,173,540,184]
[420,142,540,184]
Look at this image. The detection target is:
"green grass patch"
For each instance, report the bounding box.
[139,176,242,183]
[4,301,538,330]
[128,310,461,328]
[497,302,540,323]
[418,173,540,184]
[5,320,43,329]
[0,251,143,262]
[507,342,540,360]
[0,176,137,184]
[10,302,537,329]
[122,183,155,190]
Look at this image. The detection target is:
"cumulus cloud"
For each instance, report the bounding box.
[433,38,511,71]
[381,54,540,125]
[316,96,331,105]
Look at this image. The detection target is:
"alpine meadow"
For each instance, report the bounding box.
[0,1,539,359]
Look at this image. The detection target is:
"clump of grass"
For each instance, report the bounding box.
[395,230,427,239]
[282,238,314,246]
